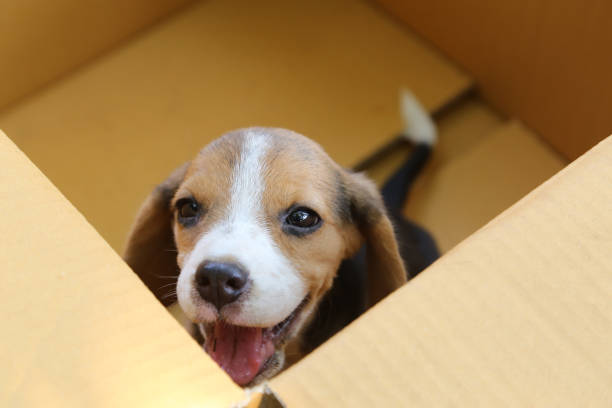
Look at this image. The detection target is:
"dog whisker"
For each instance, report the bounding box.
[157,282,177,290]
[161,290,177,300]
[151,274,179,279]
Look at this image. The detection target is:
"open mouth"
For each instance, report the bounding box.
[202,297,309,386]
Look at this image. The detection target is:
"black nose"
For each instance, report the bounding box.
[195,261,248,310]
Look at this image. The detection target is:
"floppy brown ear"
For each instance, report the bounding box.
[344,171,407,307]
[123,162,190,306]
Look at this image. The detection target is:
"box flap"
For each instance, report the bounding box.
[375,0,612,160]
[0,130,242,407]
[271,136,612,406]
[0,0,471,251]
[0,0,193,109]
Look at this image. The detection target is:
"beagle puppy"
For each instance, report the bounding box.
[123,91,438,386]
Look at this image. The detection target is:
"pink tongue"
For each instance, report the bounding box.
[205,322,275,385]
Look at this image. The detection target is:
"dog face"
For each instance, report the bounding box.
[124,128,406,386]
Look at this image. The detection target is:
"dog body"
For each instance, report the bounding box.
[124,92,438,386]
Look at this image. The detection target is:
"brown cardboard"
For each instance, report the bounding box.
[3,128,610,407]
[0,130,243,407]
[0,0,193,109]
[361,97,567,253]
[271,136,612,406]
[364,96,505,205]
[375,0,612,160]
[0,0,471,253]
[2,2,609,407]
[404,119,567,252]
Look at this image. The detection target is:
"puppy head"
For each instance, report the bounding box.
[124,127,406,386]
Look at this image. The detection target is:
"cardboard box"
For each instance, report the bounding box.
[375,0,612,160]
[0,0,194,110]
[272,134,612,406]
[1,0,611,406]
[2,130,611,406]
[0,0,470,253]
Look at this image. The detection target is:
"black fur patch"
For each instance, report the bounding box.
[155,183,177,210]
[153,161,191,210]
[350,196,382,227]
[301,249,367,353]
[333,171,352,224]
[333,170,384,227]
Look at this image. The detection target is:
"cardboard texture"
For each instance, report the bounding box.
[362,97,567,253]
[0,0,194,109]
[363,96,504,188]
[3,127,610,407]
[271,136,612,406]
[2,1,609,407]
[404,119,567,252]
[375,0,612,160]
[0,0,470,253]
[0,131,243,407]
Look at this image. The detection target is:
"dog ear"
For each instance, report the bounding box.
[344,171,407,307]
[123,162,190,306]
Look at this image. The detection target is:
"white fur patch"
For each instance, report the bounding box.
[177,131,307,327]
[400,88,438,146]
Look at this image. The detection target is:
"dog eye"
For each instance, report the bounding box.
[286,207,320,229]
[176,198,201,226]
